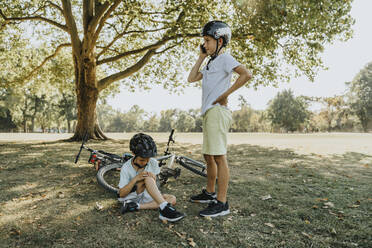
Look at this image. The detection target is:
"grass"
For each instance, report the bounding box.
[0,137,371,248]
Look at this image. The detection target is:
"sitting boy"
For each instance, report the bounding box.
[118,133,185,222]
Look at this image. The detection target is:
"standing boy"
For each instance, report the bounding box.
[187,21,252,217]
[118,133,185,222]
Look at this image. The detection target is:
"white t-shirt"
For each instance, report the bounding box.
[118,158,160,189]
[201,53,241,115]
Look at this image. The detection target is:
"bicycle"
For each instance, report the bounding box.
[74,130,207,196]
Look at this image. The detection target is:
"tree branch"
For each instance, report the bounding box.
[96,9,196,90]
[0,8,68,32]
[46,1,64,14]
[139,8,178,15]
[61,0,81,56]
[97,26,169,59]
[96,39,168,65]
[96,46,120,55]
[92,0,121,45]
[97,10,191,65]
[83,0,94,34]
[154,41,182,54]
[20,43,71,83]
[97,49,157,91]
[97,32,199,65]
[97,18,134,58]
[123,27,169,35]
[149,19,173,24]
[89,0,111,33]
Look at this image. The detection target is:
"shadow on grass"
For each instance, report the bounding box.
[0,141,371,248]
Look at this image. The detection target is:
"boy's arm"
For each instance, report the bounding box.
[118,172,147,198]
[212,65,252,105]
[118,178,138,198]
[187,47,208,83]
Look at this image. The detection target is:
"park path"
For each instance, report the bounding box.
[0,132,371,155]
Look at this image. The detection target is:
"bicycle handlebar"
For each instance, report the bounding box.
[74,132,89,164]
[167,129,175,146]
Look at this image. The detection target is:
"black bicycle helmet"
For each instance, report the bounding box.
[129,133,157,158]
[202,21,232,70]
[202,21,231,47]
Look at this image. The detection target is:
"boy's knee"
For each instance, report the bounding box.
[144,176,156,184]
[204,154,215,164]
[204,154,213,160]
[214,155,226,162]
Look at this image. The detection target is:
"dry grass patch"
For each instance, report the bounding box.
[0,139,371,248]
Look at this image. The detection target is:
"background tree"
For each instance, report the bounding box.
[188,109,202,132]
[267,90,310,132]
[231,95,253,132]
[159,109,178,132]
[0,107,16,131]
[347,61,372,132]
[57,92,77,133]
[143,114,160,132]
[0,0,354,140]
[121,105,145,132]
[0,88,18,131]
[175,110,195,132]
[97,101,116,131]
[318,96,348,131]
[105,111,127,132]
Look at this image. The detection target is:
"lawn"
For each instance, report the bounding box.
[0,133,371,248]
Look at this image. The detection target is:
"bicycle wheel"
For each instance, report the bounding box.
[177,156,207,177]
[96,163,122,194]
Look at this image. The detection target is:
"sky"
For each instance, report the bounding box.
[107,0,372,114]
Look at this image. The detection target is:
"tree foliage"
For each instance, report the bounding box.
[267,89,310,132]
[347,61,372,132]
[0,0,355,139]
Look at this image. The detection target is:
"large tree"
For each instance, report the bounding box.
[0,0,354,140]
[347,61,372,132]
[267,89,310,132]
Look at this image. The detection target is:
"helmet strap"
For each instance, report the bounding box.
[206,39,223,70]
[133,156,147,169]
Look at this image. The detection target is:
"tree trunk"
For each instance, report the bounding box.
[22,116,27,133]
[31,116,35,132]
[362,120,368,133]
[67,120,71,133]
[22,100,28,133]
[69,80,107,140]
[69,50,108,141]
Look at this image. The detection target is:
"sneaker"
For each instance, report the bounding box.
[159,203,185,222]
[190,189,216,203]
[199,200,230,217]
[120,201,138,214]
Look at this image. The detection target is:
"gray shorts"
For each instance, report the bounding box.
[118,190,154,204]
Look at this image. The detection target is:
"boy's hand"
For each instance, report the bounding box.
[135,171,149,182]
[199,45,208,59]
[213,94,228,106]
[147,172,156,180]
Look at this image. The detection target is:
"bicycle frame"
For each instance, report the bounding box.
[74,132,132,171]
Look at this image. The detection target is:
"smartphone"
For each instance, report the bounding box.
[200,44,207,54]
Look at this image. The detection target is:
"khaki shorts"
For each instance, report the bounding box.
[202,105,232,155]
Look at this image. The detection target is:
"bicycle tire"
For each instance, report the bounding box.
[177,156,207,177]
[96,163,122,194]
